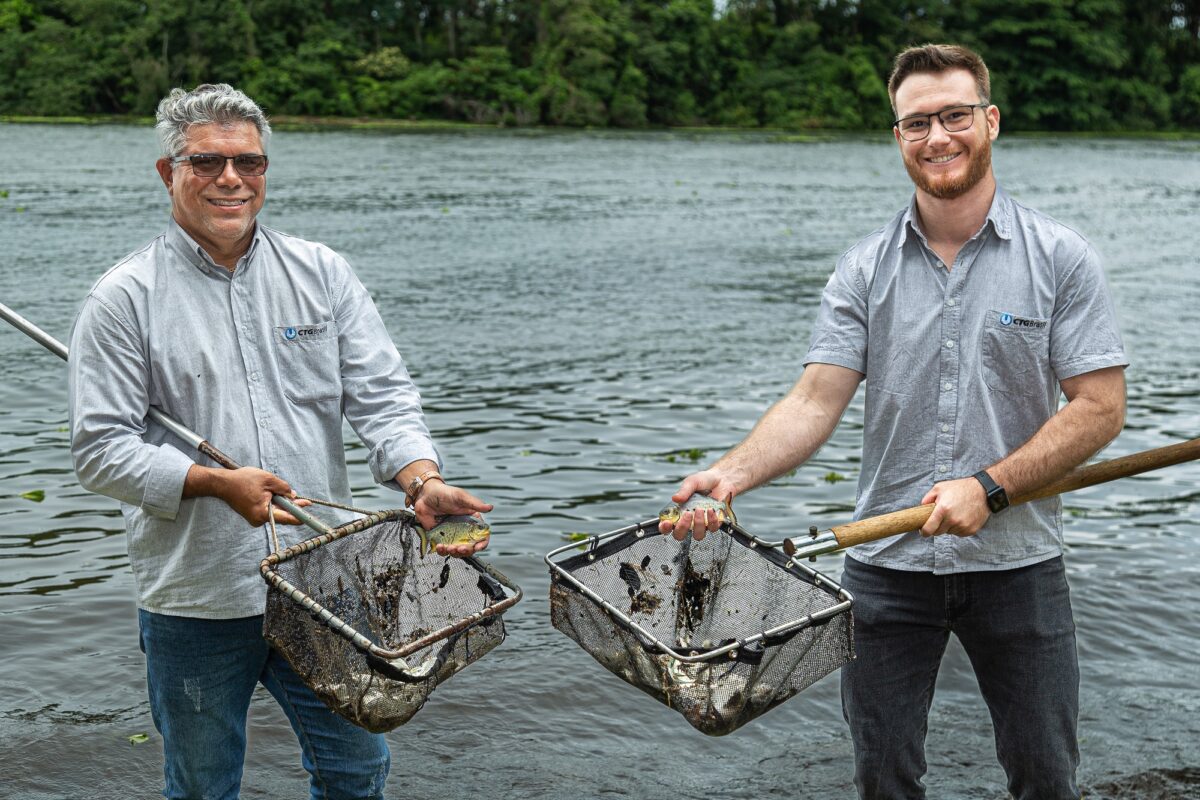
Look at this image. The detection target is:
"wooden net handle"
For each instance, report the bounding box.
[831,437,1200,548]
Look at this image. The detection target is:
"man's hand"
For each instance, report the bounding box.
[183,465,311,527]
[658,469,737,541]
[919,477,991,537]
[412,481,493,557]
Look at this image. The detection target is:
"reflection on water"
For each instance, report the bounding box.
[1,125,1198,798]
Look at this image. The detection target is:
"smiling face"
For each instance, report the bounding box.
[892,69,999,201]
[155,121,266,268]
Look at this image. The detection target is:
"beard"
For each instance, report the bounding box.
[903,134,992,200]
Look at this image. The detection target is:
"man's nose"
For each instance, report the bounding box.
[214,159,243,186]
[926,115,953,145]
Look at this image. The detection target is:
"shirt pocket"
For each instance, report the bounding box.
[274,321,341,403]
[981,311,1050,397]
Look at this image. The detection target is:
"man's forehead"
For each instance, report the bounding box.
[894,69,978,116]
[182,121,261,150]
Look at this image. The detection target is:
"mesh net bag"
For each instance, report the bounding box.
[548,520,853,736]
[261,510,519,733]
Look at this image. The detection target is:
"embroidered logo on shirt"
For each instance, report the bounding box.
[282,325,328,340]
[999,312,1046,329]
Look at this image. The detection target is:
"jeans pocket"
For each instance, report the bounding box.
[274,321,341,403]
[981,311,1049,397]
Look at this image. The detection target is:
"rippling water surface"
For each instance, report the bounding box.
[1,125,1198,799]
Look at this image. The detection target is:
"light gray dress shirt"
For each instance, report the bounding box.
[805,187,1127,574]
[69,219,439,617]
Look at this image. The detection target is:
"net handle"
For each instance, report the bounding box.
[0,300,329,536]
[785,436,1200,556]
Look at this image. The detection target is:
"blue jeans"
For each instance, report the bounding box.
[138,610,389,800]
[839,556,1080,800]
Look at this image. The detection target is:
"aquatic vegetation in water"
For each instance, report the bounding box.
[19,490,45,502]
[664,447,705,463]
[822,471,847,484]
[127,733,149,746]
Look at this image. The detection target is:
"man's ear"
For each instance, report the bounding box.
[155,159,174,193]
[987,105,1001,141]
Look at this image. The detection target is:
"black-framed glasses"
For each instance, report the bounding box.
[169,153,269,177]
[893,103,989,141]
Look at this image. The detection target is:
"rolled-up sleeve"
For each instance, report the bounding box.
[68,294,194,519]
[330,258,440,489]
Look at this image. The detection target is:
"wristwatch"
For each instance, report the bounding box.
[404,469,444,508]
[972,470,1009,513]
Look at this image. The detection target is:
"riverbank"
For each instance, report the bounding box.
[3,114,1199,141]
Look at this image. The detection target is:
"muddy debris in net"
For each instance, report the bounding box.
[618,562,642,594]
[630,590,662,615]
[675,559,712,632]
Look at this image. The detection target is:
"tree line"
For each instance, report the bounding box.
[2,0,1199,131]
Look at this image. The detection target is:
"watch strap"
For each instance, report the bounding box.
[972,469,1009,513]
[404,470,445,508]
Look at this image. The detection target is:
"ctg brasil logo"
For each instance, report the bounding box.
[998,312,1047,329]
[283,324,328,340]
[1000,313,1013,326]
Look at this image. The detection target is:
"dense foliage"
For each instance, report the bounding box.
[2,0,1198,130]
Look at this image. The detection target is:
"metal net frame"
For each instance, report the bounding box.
[261,508,521,733]
[546,519,853,736]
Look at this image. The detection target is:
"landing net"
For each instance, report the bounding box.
[547,519,852,736]
[262,509,520,733]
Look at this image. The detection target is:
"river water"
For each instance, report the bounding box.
[0,124,1197,799]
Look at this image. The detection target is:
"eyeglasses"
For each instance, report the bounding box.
[893,103,989,142]
[168,153,269,177]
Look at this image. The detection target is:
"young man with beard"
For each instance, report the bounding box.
[660,45,1127,799]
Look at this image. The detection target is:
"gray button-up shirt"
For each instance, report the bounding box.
[805,187,1127,574]
[69,219,439,617]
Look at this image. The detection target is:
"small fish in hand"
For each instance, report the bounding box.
[658,495,736,527]
[418,514,490,557]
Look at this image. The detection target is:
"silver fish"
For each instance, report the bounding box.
[659,495,736,527]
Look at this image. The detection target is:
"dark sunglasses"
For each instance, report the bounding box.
[168,153,269,177]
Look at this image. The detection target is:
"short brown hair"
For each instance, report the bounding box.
[888,44,991,117]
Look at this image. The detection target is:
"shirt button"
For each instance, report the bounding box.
[938,465,949,473]
[941,423,950,432]
[943,382,953,391]
[947,298,956,307]
[945,340,954,348]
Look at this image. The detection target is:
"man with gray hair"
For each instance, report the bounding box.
[68,83,489,798]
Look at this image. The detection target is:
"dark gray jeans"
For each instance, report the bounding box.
[839,555,1080,800]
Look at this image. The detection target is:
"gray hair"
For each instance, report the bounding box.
[155,84,272,157]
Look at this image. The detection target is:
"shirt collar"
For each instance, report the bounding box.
[897,184,1014,248]
[166,217,262,277]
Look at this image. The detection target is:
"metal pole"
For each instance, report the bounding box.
[0,300,329,533]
